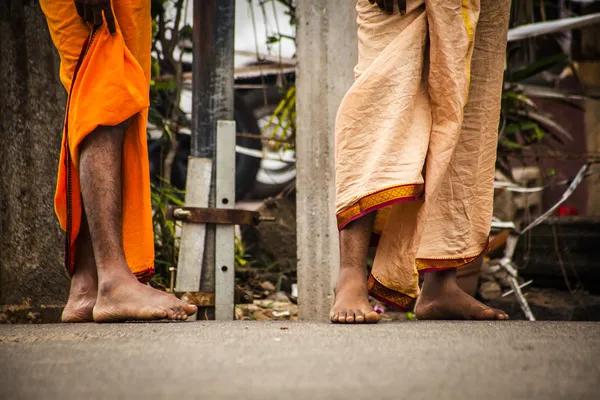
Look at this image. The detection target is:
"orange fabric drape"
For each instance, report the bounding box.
[40,0,154,279]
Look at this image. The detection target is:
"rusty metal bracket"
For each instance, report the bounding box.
[167,206,274,226]
[175,288,252,307]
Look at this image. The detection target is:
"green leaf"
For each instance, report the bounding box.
[500,139,526,149]
[266,35,280,44]
[506,53,568,82]
[516,110,573,141]
[502,91,536,108]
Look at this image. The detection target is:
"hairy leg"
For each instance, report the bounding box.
[78,123,196,322]
[330,213,380,324]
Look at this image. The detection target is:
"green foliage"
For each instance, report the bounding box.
[235,236,256,269]
[262,86,296,151]
[498,51,574,178]
[149,0,190,282]
[506,53,568,82]
[151,180,184,282]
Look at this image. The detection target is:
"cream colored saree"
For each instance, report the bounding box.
[335,0,511,309]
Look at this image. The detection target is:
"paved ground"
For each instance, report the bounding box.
[1,321,599,400]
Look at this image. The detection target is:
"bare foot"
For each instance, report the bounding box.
[93,271,197,323]
[62,219,97,323]
[415,268,508,320]
[330,268,380,324]
[62,270,97,323]
[331,213,380,324]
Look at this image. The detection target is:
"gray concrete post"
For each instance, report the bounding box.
[0,1,69,308]
[296,1,358,320]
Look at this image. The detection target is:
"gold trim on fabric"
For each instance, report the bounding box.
[337,183,424,229]
[416,255,479,270]
[368,241,491,309]
[368,274,416,310]
[461,0,475,89]
[416,240,490,270]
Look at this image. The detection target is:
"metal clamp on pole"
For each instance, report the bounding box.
[166,206,274,226]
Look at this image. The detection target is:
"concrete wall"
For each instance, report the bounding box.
[0,0,69,306]
[296,1,358,320]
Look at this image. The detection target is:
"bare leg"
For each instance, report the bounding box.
[415,257,509,320]
[61,214,97,322]
[330,213,380,324]
[77,123,196,322]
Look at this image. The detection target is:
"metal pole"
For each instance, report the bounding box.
[177,0,235,319]
[192,0,235,157]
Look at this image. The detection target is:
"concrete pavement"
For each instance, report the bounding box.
[1,321,599,400]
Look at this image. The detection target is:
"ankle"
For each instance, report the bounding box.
[97,272,136,296]
[421,268,459,292]
[70,278,96,295]
[336,265,368,285]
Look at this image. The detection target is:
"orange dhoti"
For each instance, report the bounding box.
[335,0,511,309]
[40,0,154,279]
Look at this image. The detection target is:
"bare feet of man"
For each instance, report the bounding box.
[61,269,97,322]
[415,267,509,320]
[330,267,380,324]
[77,124,197,323]
[330,214,379,324]
[93,267,197,323]
[62,220,97,323]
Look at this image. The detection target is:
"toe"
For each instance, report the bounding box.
[492,308,508,320]
[477,307,496,320]
[345,312,355,323]
[153,308,169,320]
[166,308,178,320]
[355,311,365,324]
[184,303,197,316]
[338,312,346,323]
[365,310,380,324]
[331,312,340,323]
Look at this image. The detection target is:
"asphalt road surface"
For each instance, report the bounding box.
[1,321,599,399]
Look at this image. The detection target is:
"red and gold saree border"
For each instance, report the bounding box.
[367,274,416,311]
[369,241,491,311]
[416,239,490,272]
[337,183,424,230]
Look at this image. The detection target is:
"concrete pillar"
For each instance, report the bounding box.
[296,1,357,320]
[0,0,69,307]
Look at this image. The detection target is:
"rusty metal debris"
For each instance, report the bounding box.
[175,288,253,307]
[167,206,274,225]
